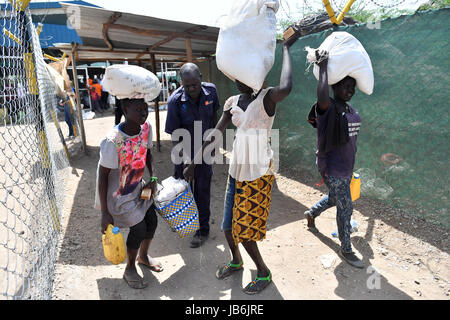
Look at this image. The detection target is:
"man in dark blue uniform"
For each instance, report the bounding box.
[165,63,220,248]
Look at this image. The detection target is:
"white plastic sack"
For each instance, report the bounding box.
[216,0,279,91]
[101,64,161,102]
[155,177,189,207]
[82,110,95,120]
[306,31,374,95]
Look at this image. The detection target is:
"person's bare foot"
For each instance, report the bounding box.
[137,255,164,272]
[123,266,148,289]
[304,210,319,233]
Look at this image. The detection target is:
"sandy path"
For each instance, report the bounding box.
[51,110,449,300]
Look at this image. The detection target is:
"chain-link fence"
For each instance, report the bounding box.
[1,1,76,299]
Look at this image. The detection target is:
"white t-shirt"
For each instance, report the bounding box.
[94,120,153,228]
[224,88,274,182]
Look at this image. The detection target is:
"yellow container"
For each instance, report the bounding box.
[350,172,361,201]
[102,224,126,265]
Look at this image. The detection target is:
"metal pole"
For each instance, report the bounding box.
[70,42,88,153]
[165,62,169,101]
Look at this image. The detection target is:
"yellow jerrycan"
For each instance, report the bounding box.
[102,224,126,265]
[350,172,361,201]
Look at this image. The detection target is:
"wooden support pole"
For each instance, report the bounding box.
[150,53,161,152]
[185,38,193,63]
[70,42,88,154]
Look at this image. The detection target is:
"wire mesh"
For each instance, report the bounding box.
[1,1,74,300]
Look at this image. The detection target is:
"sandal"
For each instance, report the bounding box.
[243,271,271,295]
[216,261,243,279]
[123,274,148,289]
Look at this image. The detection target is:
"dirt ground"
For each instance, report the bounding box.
[51,110,450,300]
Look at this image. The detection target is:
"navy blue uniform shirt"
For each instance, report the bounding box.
[165,82,220,160]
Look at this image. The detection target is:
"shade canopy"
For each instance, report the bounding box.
[55,3,219,64]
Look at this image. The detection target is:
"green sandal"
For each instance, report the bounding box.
[243,271,271,295]
[216,261,243,279]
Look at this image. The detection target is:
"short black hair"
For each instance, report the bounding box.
[179,63,201,80]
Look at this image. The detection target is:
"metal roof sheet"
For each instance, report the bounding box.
[56,2,219,63]
[34,22,82,48]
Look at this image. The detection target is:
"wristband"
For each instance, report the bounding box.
[150,176,158,183]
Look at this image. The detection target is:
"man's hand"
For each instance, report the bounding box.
[183,164,195,182]
[101,211,114,234]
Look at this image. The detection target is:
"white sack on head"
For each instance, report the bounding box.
[306,31,374,95]
[215,0,279,91]
[101,64,161,102]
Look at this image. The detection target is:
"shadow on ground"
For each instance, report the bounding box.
[277,166,449,255]
[56,113,448,300]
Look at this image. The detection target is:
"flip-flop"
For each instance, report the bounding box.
[243,271,271,295]
[123,274,148,289]
[137,257,164,272]
[216,261,243,279]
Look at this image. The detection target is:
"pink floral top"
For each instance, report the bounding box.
[94,120,153,228]
[113,121,150,197]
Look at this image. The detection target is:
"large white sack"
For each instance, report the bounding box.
[102,64,161,102]
[216,0,279,91]
[306,31,374,95]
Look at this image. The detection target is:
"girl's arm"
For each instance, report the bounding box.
[98,165,113,233]
[316,50,330,113]
[145,148,157,195]
[146,148,153,177]
[183,110,232,181]
[264,36,298,116]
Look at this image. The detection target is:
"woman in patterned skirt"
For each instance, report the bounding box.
[184,34,299,294]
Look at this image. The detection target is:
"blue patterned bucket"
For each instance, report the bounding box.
[156,187,199,238]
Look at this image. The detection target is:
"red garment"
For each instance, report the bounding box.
[91,83,103,97]
[90,88,100,101]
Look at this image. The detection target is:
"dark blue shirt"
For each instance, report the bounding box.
[165,82,220,159]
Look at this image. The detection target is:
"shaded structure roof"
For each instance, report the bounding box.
[55,2,219,63]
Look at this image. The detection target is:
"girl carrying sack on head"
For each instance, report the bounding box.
[303,32,374,269]
[184,26,300,294]
[94,65,162,289]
